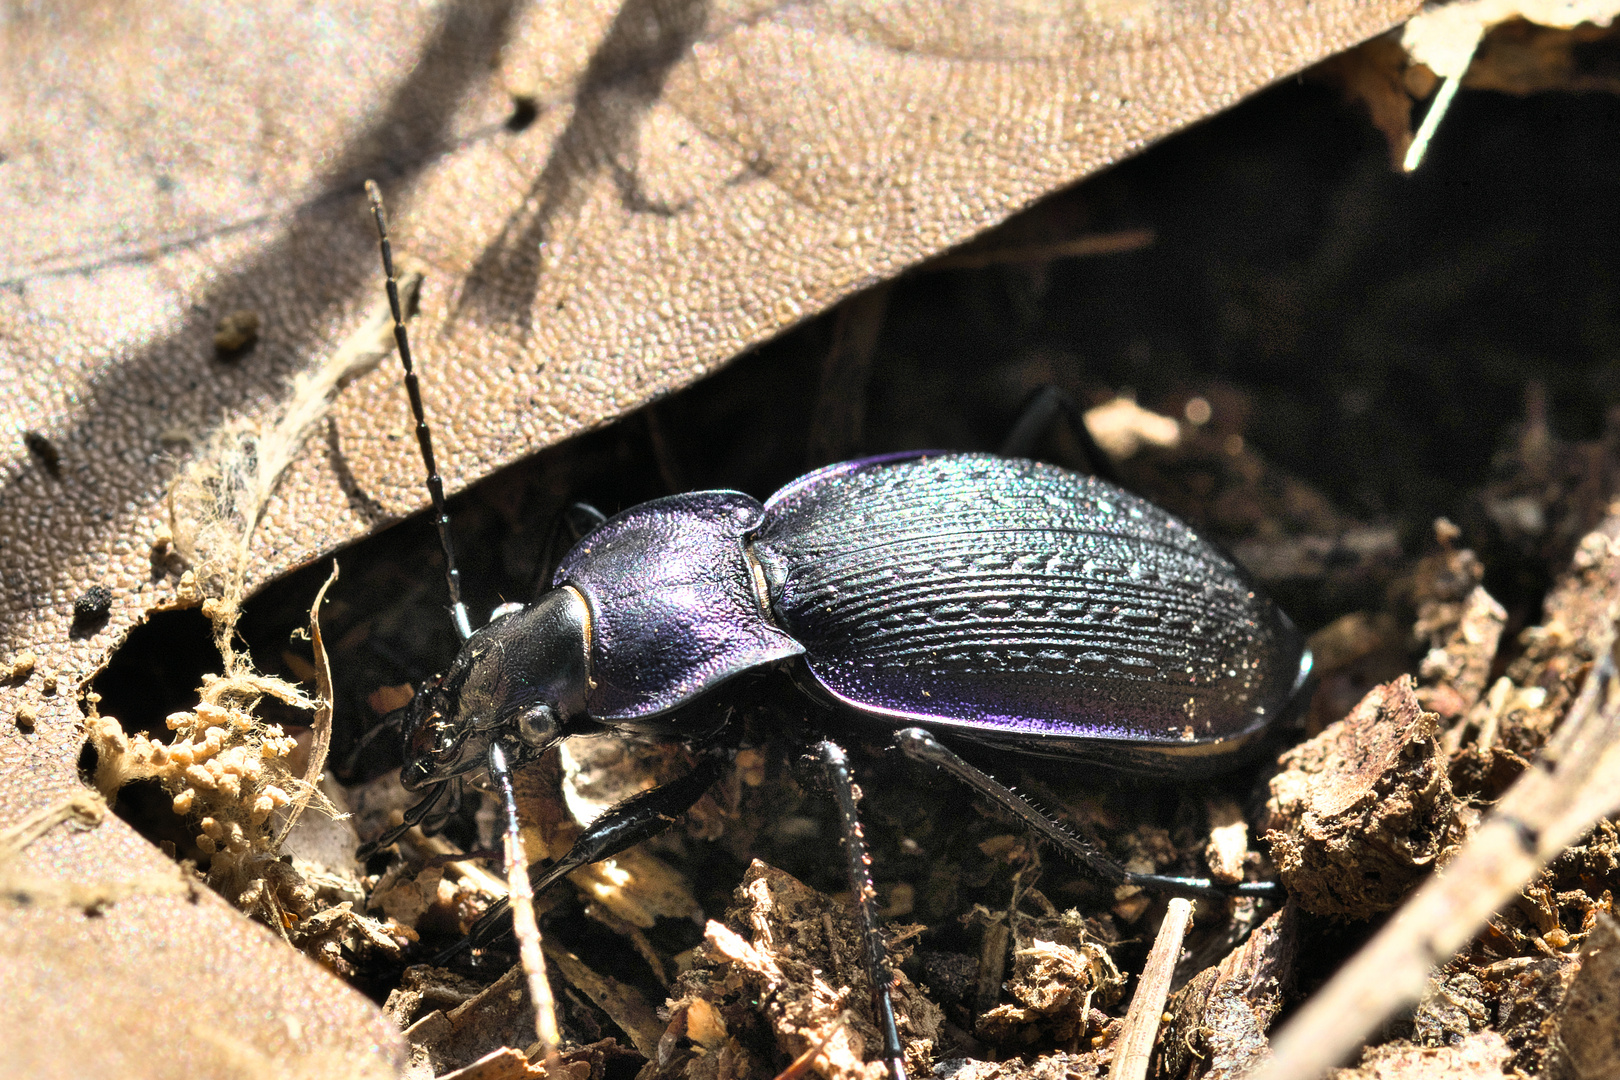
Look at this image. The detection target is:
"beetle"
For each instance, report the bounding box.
[356,184,1310,1080]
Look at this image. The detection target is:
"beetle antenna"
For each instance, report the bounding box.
[365,179,473,643]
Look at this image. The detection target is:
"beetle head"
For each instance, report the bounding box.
[400,586,593,790]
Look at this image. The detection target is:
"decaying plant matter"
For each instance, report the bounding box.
[7,6,1620,1076]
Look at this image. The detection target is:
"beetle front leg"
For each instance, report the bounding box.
[447,748,729,959]
[895,728,1281,902]
[355,778,452,861]
[816,738,909,1080]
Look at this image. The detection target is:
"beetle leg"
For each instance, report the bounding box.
[895,728,1281,902]
[445,748,729,960]
[998,385,1120,485]
[354,777,452,860]
[537,501,610,594]
[420,773,463,835]
[815,738,909,1080]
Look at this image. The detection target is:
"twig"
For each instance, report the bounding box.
[1113,896,1194,1080]
[924,229,1154,271]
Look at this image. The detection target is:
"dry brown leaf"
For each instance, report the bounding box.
[0,0,1423,1076]
[1402,0,1620,77]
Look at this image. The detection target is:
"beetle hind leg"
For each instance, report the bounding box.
[894,727,1280,903]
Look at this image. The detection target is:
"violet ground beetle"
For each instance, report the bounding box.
[358,183,1311,1080]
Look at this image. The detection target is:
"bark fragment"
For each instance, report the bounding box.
[1162,900,1299,1080]
[1263,676,1463,918]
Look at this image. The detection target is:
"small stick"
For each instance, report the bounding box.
[1403,74,1463,172]
[1112,897,1194,1080]
[926,228,1155,270]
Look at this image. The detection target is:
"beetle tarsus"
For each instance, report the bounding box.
[817,739,909,1080]
[1124,872,1281,901]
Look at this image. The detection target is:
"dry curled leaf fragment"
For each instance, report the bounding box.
[1403,0,1620,78]
[977,908,1123,1045]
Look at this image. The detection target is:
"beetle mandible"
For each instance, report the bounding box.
[357,184,1311,1080]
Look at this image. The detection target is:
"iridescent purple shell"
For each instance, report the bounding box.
[754,454,1307,772]
[559,453,1307,772]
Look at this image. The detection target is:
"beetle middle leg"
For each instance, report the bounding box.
[816,738,910,1080]
[895,727,1280,902]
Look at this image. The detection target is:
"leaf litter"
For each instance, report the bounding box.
[123,368,1614,1080]
[63,45,1620,1080]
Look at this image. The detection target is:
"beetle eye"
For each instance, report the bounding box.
[516,704,558,748]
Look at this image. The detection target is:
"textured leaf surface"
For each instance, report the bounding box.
[0,0,1420,1076]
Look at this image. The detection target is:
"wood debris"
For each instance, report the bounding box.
[1263,676,1465,917]
[647,861,940,1080]
[1162,901,1299,1080]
